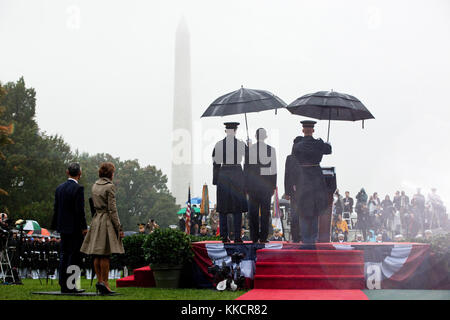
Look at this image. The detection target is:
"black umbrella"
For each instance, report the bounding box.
[201,86,287,142]
[287,90,375,141]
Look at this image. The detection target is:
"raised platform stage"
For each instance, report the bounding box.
[254,249,365,289]
[117,241,442,290]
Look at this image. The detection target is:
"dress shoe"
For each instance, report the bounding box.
[96,282,115,295]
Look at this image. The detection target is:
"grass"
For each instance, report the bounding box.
[362,289,450,300]
[0,279,246,300]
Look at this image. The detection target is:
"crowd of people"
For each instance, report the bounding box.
[331,187,448,242]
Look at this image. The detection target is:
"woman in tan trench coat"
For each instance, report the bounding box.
[81,162,124,294]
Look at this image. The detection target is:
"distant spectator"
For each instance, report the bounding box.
[399,191,410,226]
[241,228,250,241]
[333,190,344,216]
[356,188,368,204]
[355,202,370,241]
[393,191,401,212]
[412,188,426,231]
[405,212,420,238]
[354,234,363,242]
[146,219,159,234]
[333,213,349,241]
[199,225,209,237]
[394,234,404,242]
[337,233,345,243]
[376,234,383,243]
[269,228,284,241]
[368,194,381,229]
[343,191,354,213]
[138,223,146,234]
[381,195,394,229]
[178,214,186,232]
[424,229,433,240]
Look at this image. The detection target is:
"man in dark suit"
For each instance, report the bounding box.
[51,162,87,293]
[244,128,277,243]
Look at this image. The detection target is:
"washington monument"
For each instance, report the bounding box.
[171,17,193,205]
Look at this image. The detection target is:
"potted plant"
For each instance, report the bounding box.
[142,228,193,288]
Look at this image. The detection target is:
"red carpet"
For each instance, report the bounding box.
[236,289,369,300]
[116,266,155,288]
[254,249,365,289]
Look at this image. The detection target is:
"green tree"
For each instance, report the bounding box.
[73,154,179,230]
[0,83,14,198]
[0,78,72,226]
[0,77,179,230]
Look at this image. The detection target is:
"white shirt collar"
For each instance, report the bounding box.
[68,178,78,184]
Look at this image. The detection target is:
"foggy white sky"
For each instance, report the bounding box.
[1,0,449,205]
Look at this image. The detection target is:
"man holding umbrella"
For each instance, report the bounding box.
[212,122,248,243]
[292,121,332,247]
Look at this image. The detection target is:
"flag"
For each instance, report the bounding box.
[185,186,191,234]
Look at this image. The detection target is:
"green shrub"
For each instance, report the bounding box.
[121,233,149,270]
[142,228,193,266]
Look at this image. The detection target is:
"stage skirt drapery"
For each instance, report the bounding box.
[191,241,436,290]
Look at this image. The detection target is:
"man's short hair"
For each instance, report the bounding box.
[67,162,81,177]
[256,128,267,140]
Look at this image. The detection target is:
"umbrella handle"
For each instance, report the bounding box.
[244,113,250,144]
[327,109,331,143]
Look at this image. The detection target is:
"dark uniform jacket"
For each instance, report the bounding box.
[292,136,332,217]
[212,136,248,214]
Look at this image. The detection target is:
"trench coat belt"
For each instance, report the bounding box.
[93,209,108,217]
[299,164,320,167]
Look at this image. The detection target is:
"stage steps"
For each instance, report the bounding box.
[116,266,155,288]
[254,249,365,289]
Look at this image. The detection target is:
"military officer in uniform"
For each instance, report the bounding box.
[244,128,277,243]
[212,122,248,243]
[292,120,332,247]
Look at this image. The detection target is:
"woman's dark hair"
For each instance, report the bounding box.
[98,162,115,179]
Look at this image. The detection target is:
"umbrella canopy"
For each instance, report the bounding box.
[202,86,287,117]
[177,206,200,215]
[27,228,50,236]
[201,86,287,142]
[21,220,41,232]
[287,90,374,141]
[287,91,374,121]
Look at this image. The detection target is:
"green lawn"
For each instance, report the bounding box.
[0,279,246,300]
[363,289,450,300]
